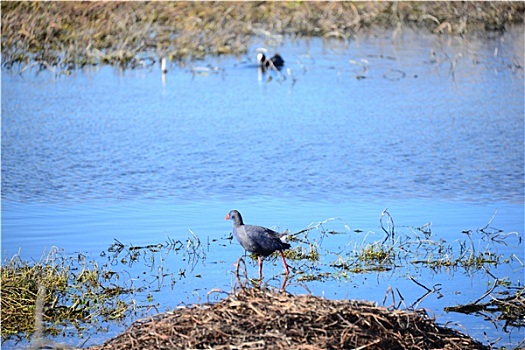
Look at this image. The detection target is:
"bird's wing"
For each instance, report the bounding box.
[245,225,281,240]
[244,225,289,254]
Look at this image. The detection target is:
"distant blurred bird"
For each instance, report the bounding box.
[225,210,290,280]
[256,52,285,71]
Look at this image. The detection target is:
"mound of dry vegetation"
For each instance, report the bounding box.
[90,287,489,350]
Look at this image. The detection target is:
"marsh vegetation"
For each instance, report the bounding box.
[1,2,523,73]
[1,211,523,348]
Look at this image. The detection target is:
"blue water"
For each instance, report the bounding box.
[2,27,524,348]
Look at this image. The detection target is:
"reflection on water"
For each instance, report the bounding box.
[1,27,524,348]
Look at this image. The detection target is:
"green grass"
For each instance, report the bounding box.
[1,248,135,339]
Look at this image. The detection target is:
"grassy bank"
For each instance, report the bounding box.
[1,2,524,71]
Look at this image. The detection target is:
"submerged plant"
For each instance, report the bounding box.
[358,242,392,263]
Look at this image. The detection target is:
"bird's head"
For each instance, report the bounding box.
[225,210,243,225]
[256,52,266,64]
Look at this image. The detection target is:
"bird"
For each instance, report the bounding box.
[225,210,290,280]
[256,52,285,71]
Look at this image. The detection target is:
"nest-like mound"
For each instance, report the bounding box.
[91,288,488,350]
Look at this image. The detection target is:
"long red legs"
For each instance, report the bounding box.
[258,252,289,281]
[279,250,289,275]
[258,256,264,280]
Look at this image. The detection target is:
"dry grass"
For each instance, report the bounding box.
[90,287,489,350]
[1,2,524,71]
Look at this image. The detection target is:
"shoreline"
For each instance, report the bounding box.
[2,2,524,71]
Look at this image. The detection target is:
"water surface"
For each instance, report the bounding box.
[2,27,524,348]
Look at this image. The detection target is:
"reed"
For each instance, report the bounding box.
[1,2,523,72]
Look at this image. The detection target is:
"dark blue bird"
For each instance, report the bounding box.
[225,210,290,279]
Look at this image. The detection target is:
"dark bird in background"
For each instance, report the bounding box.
[257,52,285,71]
[225,210,290,280]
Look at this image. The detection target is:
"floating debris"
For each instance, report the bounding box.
[445,284,525,330]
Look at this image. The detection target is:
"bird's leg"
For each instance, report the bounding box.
[258,256,264,281]
[280,250,290,276]
[281,273,289,292]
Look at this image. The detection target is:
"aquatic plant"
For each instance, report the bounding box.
[0,248,136,340]
[445,283,525,347]
[0,230,205,344]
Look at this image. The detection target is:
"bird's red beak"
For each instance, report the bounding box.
[225,213,230,220]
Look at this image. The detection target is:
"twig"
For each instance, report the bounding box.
[473,279,498,305]
[353,339,381,350]
[380,209,395,244]
[235,256,248,290]
[479,209,498,233]
[409,275,431,292]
